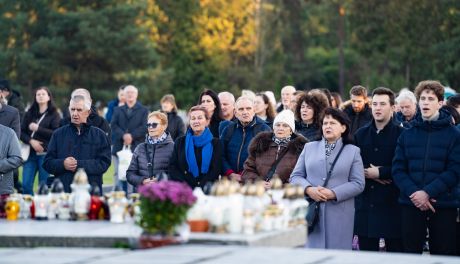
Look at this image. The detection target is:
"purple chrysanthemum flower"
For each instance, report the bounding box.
[138,181,196,206]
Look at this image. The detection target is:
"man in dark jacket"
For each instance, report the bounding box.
[343,85,373,136]
[0,99,20,138]
[60,88,111,141]
[220,96,271,181]
[0,79,25,120]
[276,85,296,113]
[354,87,404,252]
[392,80,460,255]
[111,85,148,192]
[43,95,111,193]
[395,89,418,128]
[218,91,236,121]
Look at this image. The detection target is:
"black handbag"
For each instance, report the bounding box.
[306,144,345,233]
[306,200,320,233]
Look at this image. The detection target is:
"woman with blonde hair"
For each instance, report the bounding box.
[160,94,185,141]
[126,111,174,187]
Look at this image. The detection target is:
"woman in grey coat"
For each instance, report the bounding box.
[126,111,174,187]
[290,108,365,250]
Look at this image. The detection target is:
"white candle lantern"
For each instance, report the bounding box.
[71,169,91,220]
[108,191,128,223]
[34,183,50,220]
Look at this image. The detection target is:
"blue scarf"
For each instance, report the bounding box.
[185,127,213,178]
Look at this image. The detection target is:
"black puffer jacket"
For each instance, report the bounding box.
[126,134,175,187]
[392,109,460,208]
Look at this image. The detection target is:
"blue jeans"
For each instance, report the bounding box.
[116,180,136,194]
[22,151,49,195]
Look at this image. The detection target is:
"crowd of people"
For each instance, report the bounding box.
[0,78,459,255]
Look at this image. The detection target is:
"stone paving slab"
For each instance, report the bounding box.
[0,220,141,247]
[0,246,458,264]
[0,248,124,264]
[0,220,306,248]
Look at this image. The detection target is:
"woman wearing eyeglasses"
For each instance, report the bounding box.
[126,111,174,187]
[169,106,222,189]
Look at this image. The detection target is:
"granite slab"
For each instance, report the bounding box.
[0,220,306,248]
[0,245,458,264]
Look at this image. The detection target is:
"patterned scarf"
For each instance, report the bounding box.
[147,132,168,145]
[324,139,337,157]
[272,135,291,146]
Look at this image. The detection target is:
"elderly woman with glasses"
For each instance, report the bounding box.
[126,111,174,187]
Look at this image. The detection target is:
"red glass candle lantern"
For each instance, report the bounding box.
[88,185,102,220]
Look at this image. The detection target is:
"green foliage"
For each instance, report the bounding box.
[138,197,189,235]
[0,0,159,105]
[306,46,361,91]
[349,0,460,90]
[1,0,459,107]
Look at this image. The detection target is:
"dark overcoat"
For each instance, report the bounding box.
[111,102,149,154]
[353,120,403,239]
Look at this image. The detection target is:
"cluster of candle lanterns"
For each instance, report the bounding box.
[186,176,308,235]
[1,169,139,224]
[2,171,307,237]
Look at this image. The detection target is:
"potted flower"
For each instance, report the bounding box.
[137,181,196,248]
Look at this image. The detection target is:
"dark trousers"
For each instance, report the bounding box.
[457,209,460,256]
[13,168,22,193]
[358,236,403,252]
[401,205,457,255]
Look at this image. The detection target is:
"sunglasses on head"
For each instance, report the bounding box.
[146,122,159,129]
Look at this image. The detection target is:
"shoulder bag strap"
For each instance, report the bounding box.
[322,144,345,187]
[144,143,154,178]
[264,148,289,181]
[30,111,47,138]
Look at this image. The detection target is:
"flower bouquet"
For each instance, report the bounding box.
[137,181,196,247]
